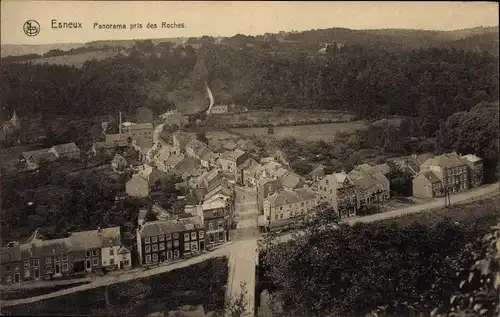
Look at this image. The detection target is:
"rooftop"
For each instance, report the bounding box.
[139,217,203,238]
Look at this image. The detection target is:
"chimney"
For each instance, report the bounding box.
[97,227,101,234]
[412,154,417,160]
[119,111,122,135]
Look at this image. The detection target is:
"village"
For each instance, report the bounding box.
[0,105,487,287]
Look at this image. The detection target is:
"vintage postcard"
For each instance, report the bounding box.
[0,1,499,316]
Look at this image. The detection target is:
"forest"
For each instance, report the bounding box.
[1,40,498,132]
[260,198,500,317]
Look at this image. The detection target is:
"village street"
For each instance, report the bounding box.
[1,182,498,310]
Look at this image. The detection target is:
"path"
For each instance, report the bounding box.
[277,183,499,243]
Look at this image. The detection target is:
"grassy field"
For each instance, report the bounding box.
[206,110,357,128]
[2,257,228,316]
[232,120,369,141]
[25,50,118,68]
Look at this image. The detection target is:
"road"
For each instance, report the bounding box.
[2,183,497,311]
[277,182,499,243]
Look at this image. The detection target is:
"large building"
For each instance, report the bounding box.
[217,149,250,183]
[136,216,205,266]
[317,172,357,218]
[412,152,482,199]
[202,197,231,247]
[349,164,391,209]
[0,227,130,285]
[261,188,318,229]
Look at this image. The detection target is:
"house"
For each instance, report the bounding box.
[90,141,116,157]
[111,154,127,172]
[348,169,390,209]
[200,150,216,169]
[317,172,357,218]
[217,149,250,181]
[136,216,205,266]
[243,160,266,188]
[105,133,130,148]
[171,157,201,180]
[263,162,288,180]
[257,178,283,213]
[387,152,434,176]
[48,142,81,160]
[125,165,164,198]
[202,198,230,247]
[309,164,326,182]
[209,105,228,114]
[279,171,306,191]
[273,150,289,166]
[167,305,209,317]
[235,139,256,152]
[460,154,483,188]
[185,138,208,160]
[137,107,154,124]
[173,131,196,152]
[0,227,130,285]
[418,152,470,195]
[222,139,237,151]
[153,143,181,172]
[19,149,57,170]
[261,188,318,229]
[0,111,21,142]
[160,110,189,128]
[349,164,391,208]
[412,170,444,199]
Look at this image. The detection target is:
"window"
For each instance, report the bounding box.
[213,211,218,217]
[145,245,151,253]
[167,241,172,249]
[326,180,329,185]
[218,220,224,229]
[92,250,98,257]
[191,242,198,251]
[174,250,179,258]
[185,243,191,251]
[174,240,179,247]
[86,251,91,257]
[62,263,69,272]
[152,236,158,243]
[62,254,68,261]
[54,256,60,263]
[146,255,151,263]
[173,233,179,239]
[167,251,173,259]
[24,260,30,269]
[166,233,172,240]
[159,235,165,242]
[153,254,158,262]
[33,259,39,267]
[208,223,213,230]
[92,258,98,266]
[275,214,278,220]
[219,232,224,241]
[124,260,130,266]
[24,269,31,279]
[145,237,151,244]
[108,248,114,256]
[152,244,158,252]
[110,259,115,265]
[184,233,190,241]
[199,231,204,239]
[45,265,52,271]
[46,257,52,264]
[159,243,165,251]
[280,207,283,211]
[191,232,197,240]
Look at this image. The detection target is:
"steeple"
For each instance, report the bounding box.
[10,110,20,129]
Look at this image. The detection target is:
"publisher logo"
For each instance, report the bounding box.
[23,20,40,37]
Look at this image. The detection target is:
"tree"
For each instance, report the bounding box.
[260,206,493,317]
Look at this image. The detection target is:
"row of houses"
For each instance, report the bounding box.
[19,142,81,170]
[407,152,483,198]
[0,227,132,285]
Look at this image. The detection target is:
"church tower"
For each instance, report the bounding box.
[10,110,20,129]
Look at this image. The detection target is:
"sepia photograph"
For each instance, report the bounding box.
[0,1,499,316]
